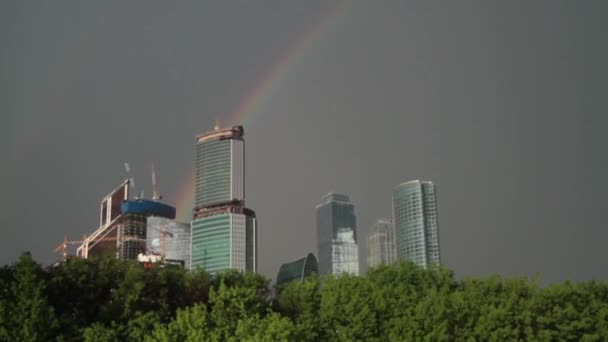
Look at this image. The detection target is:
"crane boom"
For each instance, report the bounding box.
[151,163,162,200]
[53,235,117,261]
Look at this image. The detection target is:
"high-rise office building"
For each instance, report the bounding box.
[195,125,244,208]
[332,228,359,275]
[146,217,191,268]
[392,180,440,268]
[117,199,176,260]
[191,125,257,274]
[315,193,359,275]
[366,219,396,268]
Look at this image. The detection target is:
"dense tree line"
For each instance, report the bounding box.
[0,252,607,341]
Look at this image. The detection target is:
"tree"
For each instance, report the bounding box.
[147,304,211,342]
[234,312,295,342]
[208,280,269,340]
[82,323,118,342]
[319,273,381,341]
[1,253,58,341]
[275,275,323,341]
[2,252,608,340]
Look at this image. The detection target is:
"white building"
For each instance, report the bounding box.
[367,219,397,268]
[331,227,359,276]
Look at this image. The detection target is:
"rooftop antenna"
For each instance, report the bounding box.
[151,163,162,201]
[214,119,220,131]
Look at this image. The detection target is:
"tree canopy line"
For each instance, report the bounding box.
[0,253,607,341]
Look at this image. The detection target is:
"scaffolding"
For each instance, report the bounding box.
[117,213,148,260]
[75,179,176,261]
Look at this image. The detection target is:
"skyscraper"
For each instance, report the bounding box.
[392,180,440,268]
[366,218,396,268]
[315,192,359,275]
[146,217,191,268]
[190,125,257,274]
[332,228,359,275]
[194,125,244,208]
[117,199,176,260]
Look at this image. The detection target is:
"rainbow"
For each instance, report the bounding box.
[175,167,196,221]
[174,2,347,221]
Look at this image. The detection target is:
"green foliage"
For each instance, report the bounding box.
[1,254,607,341]
[234,312,295,341]
[82,323,118,342]
[147,304,211,342]
[274,274,322,341]
[46,255,127,339]
[319,273,380,341]
[0,253,58,342]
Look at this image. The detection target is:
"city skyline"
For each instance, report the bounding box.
[2,1,607,284]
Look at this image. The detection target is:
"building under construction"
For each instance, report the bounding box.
[146,217,191,268]
[76,180,177,261]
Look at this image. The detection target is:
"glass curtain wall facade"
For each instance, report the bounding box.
[146,217,191,268]
[192,215,231,272]
[195,137,244,207]
[190,210,256,273]
[366,219,396,268]
[316,193,358,275]
[116,199,177,261]
[276,253,319,288]
[331,228,359,275]
[191,125,257,274]
[392,180,440,268]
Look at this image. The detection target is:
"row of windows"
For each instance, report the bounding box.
[196,148,231,160]
[198,169,231,179]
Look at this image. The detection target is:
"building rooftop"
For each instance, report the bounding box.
[276,253,318,287]
[196,125,244,143]
[318,192,351,204]
[121,199,176,219]
[394,179,434,189]
[371,219,393,233]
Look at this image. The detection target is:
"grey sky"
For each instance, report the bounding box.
[1,1,606,283]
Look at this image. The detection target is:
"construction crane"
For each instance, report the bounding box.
[124,162,136,191]
[151,163,162,201]
[53,234,117,262]
[124,162,140,199]
[149,225,173,259]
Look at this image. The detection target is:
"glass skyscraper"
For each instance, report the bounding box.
[195,125,244,207]
[146,217,191,268]
[191,125,257,274]
[366,218,396,268]
[392,180,440,268]
[315,193,359,275]
[331,228,359,275]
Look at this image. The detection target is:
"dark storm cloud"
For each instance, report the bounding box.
[1,1,606,284]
